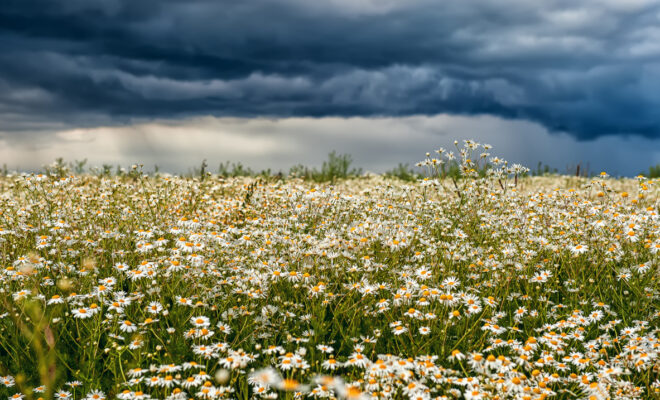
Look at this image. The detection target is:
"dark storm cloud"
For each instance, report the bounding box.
[2,0,660,139]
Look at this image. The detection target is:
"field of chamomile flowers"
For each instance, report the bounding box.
[0,141,658,400]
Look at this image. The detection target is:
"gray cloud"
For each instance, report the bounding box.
[0,115,660,176]
[1,0,660,140]
[0,0,660,139]
[1,116,658,177]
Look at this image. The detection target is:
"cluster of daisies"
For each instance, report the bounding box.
[0,142,658,400]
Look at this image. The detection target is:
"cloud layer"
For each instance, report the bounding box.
[2,115,658,177]
[2,0,660,139]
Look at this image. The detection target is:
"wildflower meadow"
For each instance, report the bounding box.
[0,141,658,400]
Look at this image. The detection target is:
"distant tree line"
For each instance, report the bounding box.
[1,155,658,181]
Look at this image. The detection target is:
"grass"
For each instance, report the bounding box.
[0,140,658,400]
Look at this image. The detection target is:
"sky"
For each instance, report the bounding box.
[1,0,660,176]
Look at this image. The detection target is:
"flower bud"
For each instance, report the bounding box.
[215,369,230,384]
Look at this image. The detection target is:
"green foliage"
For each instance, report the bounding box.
[42,158,69,178]
[217,161,256,177]
[289,151,362,182]
[532,161,558,176]
[384,163,422,182]
[320,151,361,181]
[645,163,660,178]
[101,164,113,177]
[32,156,660,181]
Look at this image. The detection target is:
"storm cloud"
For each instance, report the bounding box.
[2,115,658,177]
[2,0,660,140]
